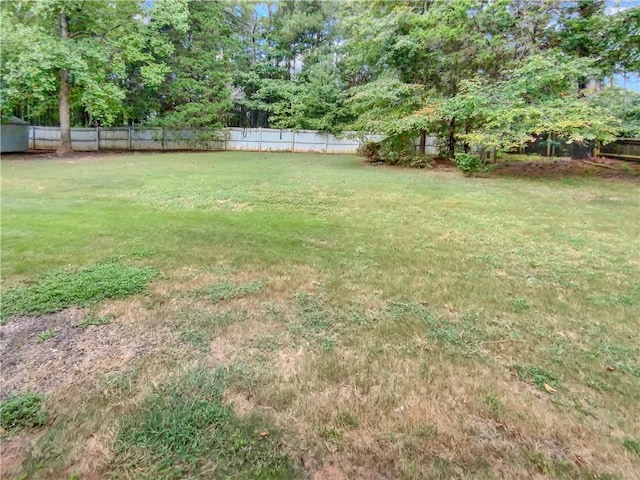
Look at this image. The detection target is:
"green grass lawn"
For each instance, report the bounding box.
[1,152,639,479]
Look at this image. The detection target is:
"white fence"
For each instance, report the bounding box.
[28,126,438,155]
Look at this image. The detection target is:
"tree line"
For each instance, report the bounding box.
[1,0,639,155]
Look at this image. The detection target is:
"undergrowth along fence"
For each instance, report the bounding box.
[29,126,438,155]
[596,138,640,161]
[26,126,636,160]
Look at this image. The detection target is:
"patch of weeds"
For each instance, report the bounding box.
[485,394,505,415]
[474,253,504,269]
[0,392,47,430]
[179,311,246,353]
[316,424,343,442]
[336,308,375,329]
[595,341,640,378]
[316,337,336,351]
[387,302,490,356]
[509,297,531,312]
[288,292,337,349]
[334,411,360,429]
[74,314,115,329]
[1,263,156,320]
[112,367,298,479]
[294,291,324,312]
[590,293,634,307]
[213,263,239,275]
[623,438,640,457]
[514,364,561,391]
[198,280,264,303]
[247,335,282,352]
[37,328,59,342]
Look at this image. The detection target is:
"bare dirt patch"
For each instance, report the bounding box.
[370,155,640,181]
[0,308,161,399]
[490,157,640,181]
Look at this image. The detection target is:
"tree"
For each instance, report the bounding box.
[449,53,620,152]
[151,0,233,129]
[343,0,635,160]
[1,0,183,153]
[227,0,346,130]
[341,0,530,155]
[587,87,640,138]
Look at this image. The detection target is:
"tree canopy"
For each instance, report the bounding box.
[1,0,638,154]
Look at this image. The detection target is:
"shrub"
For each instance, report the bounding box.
[0,392,47,430]
[454,153,484,174]
[356,141,381,162]
[357,135,432,168]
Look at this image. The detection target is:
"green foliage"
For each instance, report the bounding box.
[357,137,431,168]
[623,438,640,457]
[452,53,620,150]
[514,365,561,392]
[37,328,59,342]
[454,153,484,175]
[113,368,298,479]
[587,87,640,138]
[1,0,179,125]
[334,411,360,429]
[342,1,631,158]
[1,263,156,320]
[254,63,353,133]
[484,394,505,415]
[0,392,47,430]
[149,0,233,129]
[509,298,532,312]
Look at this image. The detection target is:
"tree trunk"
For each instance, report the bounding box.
[57,11,72,155]
[419,129,426,155]
[448,118,456,158]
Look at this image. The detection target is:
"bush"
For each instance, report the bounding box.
[357,136,432,168]
[454,153,484,174]
[0,392,47,430]
[356,141,381,162]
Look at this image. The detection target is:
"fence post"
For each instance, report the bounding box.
[258,127,262,152]
[292,130,296,152]
[31,126,35,150]
[96,126,100,151]
[324,134,329,154]
[161,127,165,150]
[128,126,132,151]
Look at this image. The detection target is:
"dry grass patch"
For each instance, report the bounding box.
[248,342,638,479]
